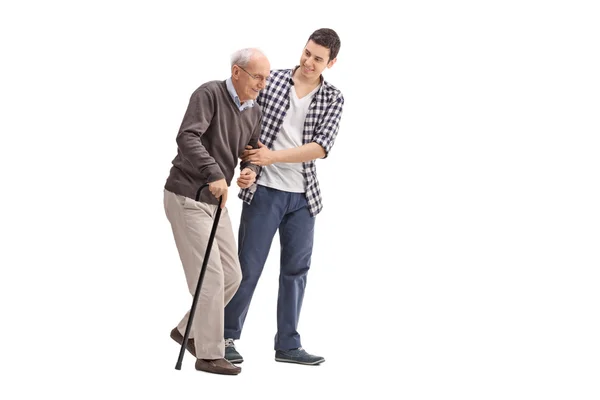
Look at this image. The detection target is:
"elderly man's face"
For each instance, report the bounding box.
[233,55,270,102]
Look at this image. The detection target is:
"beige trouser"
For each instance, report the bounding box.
[163,189,242,359]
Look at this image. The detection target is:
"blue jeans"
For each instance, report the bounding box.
[224,185,315,351]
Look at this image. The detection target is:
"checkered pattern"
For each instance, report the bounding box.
[238,68,344,217]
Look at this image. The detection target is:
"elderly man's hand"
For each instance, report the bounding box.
[208,178,228,208]
[237,168,256,189]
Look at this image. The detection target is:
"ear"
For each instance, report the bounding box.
[232,65,240,80]
[327,57,337,69]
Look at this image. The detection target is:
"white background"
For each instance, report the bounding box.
[1,0,599,399]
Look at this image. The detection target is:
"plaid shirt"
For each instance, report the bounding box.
[238,67,345,217]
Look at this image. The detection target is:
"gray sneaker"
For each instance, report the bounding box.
[224,339,244,364]
[275,347,325,365]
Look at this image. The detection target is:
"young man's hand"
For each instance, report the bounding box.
[241,141,276,166]
[208,178,228,208]
[237,168,256,189]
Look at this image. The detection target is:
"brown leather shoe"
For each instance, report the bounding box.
[195,358,241,375]
[170,328,196,358]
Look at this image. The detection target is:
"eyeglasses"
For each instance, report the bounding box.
[237,65,270,84]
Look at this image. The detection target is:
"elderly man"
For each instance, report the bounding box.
[163,48,270,375]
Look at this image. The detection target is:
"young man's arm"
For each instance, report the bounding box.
[249,142,325,165]
[241,93,345,166]
[310,93,344,159]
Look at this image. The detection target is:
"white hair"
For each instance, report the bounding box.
[230,48,266,68]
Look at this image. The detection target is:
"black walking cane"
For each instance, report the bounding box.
[175,183,223,370]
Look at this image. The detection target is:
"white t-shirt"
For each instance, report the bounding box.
[258,84,320,193]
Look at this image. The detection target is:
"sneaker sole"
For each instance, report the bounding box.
[274,357,325,365]
[227,358,244,364]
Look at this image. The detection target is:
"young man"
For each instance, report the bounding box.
[223,29,344,365]
[163,48,270,375]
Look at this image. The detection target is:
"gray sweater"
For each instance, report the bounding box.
[164,80,261,205]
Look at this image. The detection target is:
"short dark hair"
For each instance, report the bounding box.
[308,28,341,61]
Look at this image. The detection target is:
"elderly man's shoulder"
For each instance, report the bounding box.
[190,80,226,96]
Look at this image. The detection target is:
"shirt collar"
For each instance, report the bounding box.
[226,77,254,111]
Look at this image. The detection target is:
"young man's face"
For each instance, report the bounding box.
[298,40,337,79]
[233,55,270,102]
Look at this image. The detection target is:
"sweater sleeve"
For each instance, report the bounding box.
[240,114,262,176]
[175,88,225,183]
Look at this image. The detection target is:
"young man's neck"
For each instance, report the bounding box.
[293,67,321,87]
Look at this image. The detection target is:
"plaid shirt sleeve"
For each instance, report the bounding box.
[311,92,344,158]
